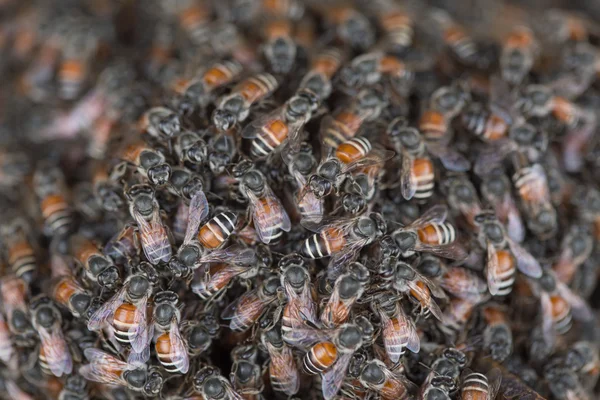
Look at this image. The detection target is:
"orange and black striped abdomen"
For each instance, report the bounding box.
[335,137,371,164]
[198,211,237,249]
[550,294,572,334]
[417,223,456,245]
[41,194,72,235]
[7,238,36,279]
[419,110,448,141]
[301,227,346,259]
[52,276,79,308]
[113,303,137,345]
[155,332,187,373]
[250,119,290,157]
[303,341,337,374]
[412,158,435,200]
[237,74,278,105]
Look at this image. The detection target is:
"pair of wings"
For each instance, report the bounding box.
[221,286,277,331]
[246,186,291,244]
[38,323,73,377]
[266,342,300,397]
[379,306,420,364]
[80,348,140,386]
[486,239,542,296]
[440,266,489,302]
[132,206,172,265]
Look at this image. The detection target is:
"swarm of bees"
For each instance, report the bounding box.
[0,0,600,399]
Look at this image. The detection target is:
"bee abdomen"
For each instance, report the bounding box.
[8,242,36,279]
[462,372,489,394]
[250,120,289,158]
[41,194,73,235]
[156,333,186,373]
[198,212,237,249]
[303,342,337,374]
[413,158,435,200]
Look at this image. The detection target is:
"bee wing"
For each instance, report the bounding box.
[87,285,127,331]
[486,241,502,296]
[293,169,325,224]
[127,342,151,366]
[406,280,443,321]
[556,281,593,321]
[322,351,353,400]
[427,143,470,172]
[283,326,333,349]
[415,270,448,300]
[199,245,256,265]
[247,186,291,244]
[184,190,209,245]
[341,149,396,175]
[221,289,257,320]
[409,204,448,227]
[267,344,299,393]
[486,368,502,400]
[327,237,369,279]
[507,239,542,278]
[415,241,468,261]
[38,324,72,377]
[505,199,525,243]
[223,383,245,400]
[130,294,150,353]
[5,379,34,400]
[169,318,190,374]
[241,104,285,139]
[441,267,488,300]
[400,150,417,200]
[540,292,556,349]
[135,209,172,264]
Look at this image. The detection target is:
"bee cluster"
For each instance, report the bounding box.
[1,0,600,399]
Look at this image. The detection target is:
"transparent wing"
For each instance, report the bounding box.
[408,204,448,228]
[169,318,190,374]
[241,105,286,139]
[247,186,291,244]
[130,294,150,353]
[487,368,502,400]
[39,325,72,377]
[282,326,333,348]
[427,143,470,172]
[322,352,353,400]
[327,237,369,279]
[411,266,447,299]
[406,280,443,321]
[127,341,151,366]
[80,348,128,385]
[184,190,209,245]
[268,344,299,393]
[486,242,501,296]
[5,379,34,400]
[199,245,256,265]
[441,267,488,300]
[224,383,246,400]
[401,150,417,200]
[508,239,542,278]
[87,285,127,331]
[135,209,172,264]
[415,241,468,261]
[505,199,525,243]
[556,282,593,321]
[341,148,395,175]
[221,289,258,320]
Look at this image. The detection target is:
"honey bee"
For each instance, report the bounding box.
[440,266,489,302]
[139,106,181,140]
[419,84,470,143]
[0,275,33,341]
[161,0,211,46]
[285,143,324,225]
[392,260,447,320]
[359,359,414,400]
[0,313,14,367]
[51,260,95,319]
[564,341,600,390]
[481,304,513,362]
[444,174,483,229]
[373,297,419,364]
[57,32,96,100]
[193,365,244,400]
[118,138,172,187]
[230,345,264,400]
[208,128,239,175]
[338,52,413,95]
[79,348,164,396]
[212,73,279,131]
[103,222,140,265]
[376,7,414,53]
[181,311,221,358]
[261,329,300,396]
[58,374,89,400]
[424,347,468,395]
[69,235,120,290]
[299,48,343,102]
[233,160,290,244]
[33,164,73,236]
[0,216,37,283]
[441,296,488,340]
[427,9,478,65]
[321,263,369,328]
[242,89,318,159]
[30,296,72,377]
[173,130,209,167]
[391,204,467,260]
[221,275,281,332]
[262,18,297,74]
[320,87,387,149]
[474,211,542,296]
[459,368,502,400]
[126,184,172,265]
[87,262,158,354]
[552,224,594,285]
[300,213,387,279]
[321,4,374,50]
[500,26,539,85]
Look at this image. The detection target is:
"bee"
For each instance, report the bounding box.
[377,7,414,53]
[440,266,489,302]
[0,147,31,188]
[373,297,419,364]
[230,345,264,400]
[0,276,33,340]
[285,143,324,225]
[233,160,290,244]
[419,84,470,143]
[51,269,94,319]
[193,365,244,400]
[57,32,95,100]
[359,359,414,400]
[33,164,73,236]
[459,368,502,400]
[243,89,318,159]
[262,18,297,74]
[212,73,279,131]
[87,262,157,354]
[118,138,172,186]
[162,0,211,46]
[441,296,489,339]
[511,156,557,239]
[552,224,594,285]
[481,304,513,362]
[58,374,89,400]
[392,260,447,320]
[30,296,72,377]
[208,128,239,174]
[181,312,221,357]
[424,347,468,395]
[80,348,164,396]
[69,235,120,290]
[444,174,483,229]
[173,130,209,167]
[338,52,413,95]
[261,329,300,396]
[474,211,542,296]
[126,184,172,265]
[221,275,281,332]
[427,9,477,65]
[501,26,539,85]
[139,106,181,140]
[321,263,369,328]
[0,313,14,367]
[0,216,37,283]
[320,87,387,149]
[103,222,140,265]
[391,204,467,260]
[298,48,343,102]
[321,4,374,50]
[564,341,600,390]
[300,213,387,279]
[543,364,588,400]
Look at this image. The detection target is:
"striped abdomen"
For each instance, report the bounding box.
[461,372,490,400]
[323,112,364,148]
[412,158,435,200]
[113,303,137,346]
[444,25,477,61]
[409,281,434,318]
[301,227,346,259]
[489,249,516,296]
[381,11,413,49]
[269,346,299,395]
[40,194,72,235]
[303,342,337,374]
[336,137,371,164]
[58,59,86,100]
[237,73,278,105]
[513,166,548,203]
[230,292,266,332]
[198,212,237,249]
[250,119,289,157]
[155,332,186,373]
[419,110,448,142]
[383,317,411,362]
[202,61,242,90]
[417,223,456,245]
[550,294,572,334]
[7,238,36,279]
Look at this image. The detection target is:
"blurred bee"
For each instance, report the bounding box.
[543,365,588,400]
[419,83,470,143]
[0,216,37,283]
[500,26,539,85]
[392,260,447,320]
[320,87,388,149]
[320,4,374,50]
[564,341,600,390]
[57,32,96,100]
[33,164,73,236]
[174,130,209,167]
[161,0,211,46]
[242,89,318,159]
[261,18,297,74]
[145,22,175,79]
[69,235,120,290]
[91,162,124,213]
[376,7,414,53]
[87,262,158,354]
[30,296,72,377]
[298,48,343,102]
[440,266,489,303]
[230,345,264,400]
[536,9,590,45]
[232,160,290,244]
[479,168,524,243]
[261,328,299,396]
[321,263,369,328]
[139,106,181,140]
[126,184,172,265]
[103,222,140,265]
[212,73,279,131]
[338,52,413,95]
[552,224,594,284]
[481,304,513,362]
[0,148,31,188]
[427,9,478,65]
[51,256,95,319]
[80,348,164,396]
[444,174,482,229]
[300,213,387,279]
[474,211,542,296]
[359,359,414,400]
[58,374,89,400]
[459,368,502,400]
[511,155,557,240]
[118,138,172,187]
[373,296,419,364]
[221,275,281,332]
[193,365,244,400]
[0,276,33,341]
[391,204,467,260]
[0,313,14,368]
